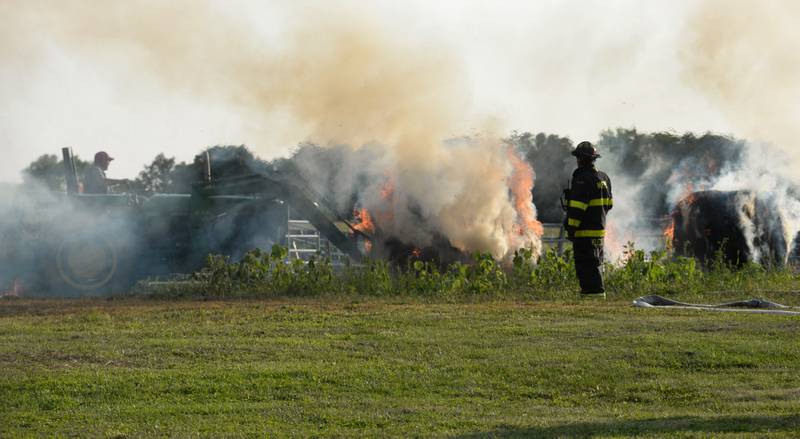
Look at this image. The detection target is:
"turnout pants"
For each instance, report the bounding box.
[572,238,605,293]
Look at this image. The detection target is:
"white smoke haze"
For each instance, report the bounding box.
[0,0,544,260]
[676,0,800,263]
[592,0,800,263]
[3,0,744,181]
[682,0,800,172]
[0,181,140,296]
[682,0,800,164]
[293,136,543,261]
[3,0,800,266]
[601,162,661,262]
[601,135,800,264]
[710,143,800,263]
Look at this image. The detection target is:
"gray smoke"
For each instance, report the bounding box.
[593,129,800,263]
[0,182,138,296]
[0,1,543,261]
[0,146,294,296]
[595,130,746,259]
[288,137,543,261]
[672,0,800,263]
[6,0,799,273]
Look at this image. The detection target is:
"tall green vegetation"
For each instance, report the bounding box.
[144,244,799,300]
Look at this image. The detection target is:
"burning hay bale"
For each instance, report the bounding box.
[351,198,475,267]
[294,140,546,266]
[668,190,789,266]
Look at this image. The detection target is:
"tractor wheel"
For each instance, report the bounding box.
[47,235,134,296]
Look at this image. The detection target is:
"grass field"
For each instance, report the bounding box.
[1,296,799,437]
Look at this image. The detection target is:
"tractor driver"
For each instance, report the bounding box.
[83,151,130,194]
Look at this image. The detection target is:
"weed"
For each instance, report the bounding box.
[177,243,800,301]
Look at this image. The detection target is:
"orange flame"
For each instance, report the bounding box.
[353,208,376,234]
[663,221,675,243]
[663,191,699,248]
[681,191,698,207]
[507,148,544,237]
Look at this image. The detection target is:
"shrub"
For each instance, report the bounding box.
[177,243,799,300]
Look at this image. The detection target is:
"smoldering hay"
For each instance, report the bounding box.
[0,1,543,260]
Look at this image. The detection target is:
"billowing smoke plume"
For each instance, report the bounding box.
[595,130,747,259]
[681,0,800,165]
[558,1,800,263]
[677,0,800,262]
[0,182,140,296]
[290,138,542,261]
[10,0,800,269]
[0,1,543,261]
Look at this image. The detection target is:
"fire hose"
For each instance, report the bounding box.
[633,295,800,316]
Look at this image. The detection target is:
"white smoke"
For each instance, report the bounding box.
[293,136,543,261]
[678,0,800,263]
[710,144,800,263]
[0,181,140,296]
[602,135,800,264]
[0,1,544,261]
[593,1,800,264]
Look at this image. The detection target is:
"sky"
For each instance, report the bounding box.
[0,0,769,182]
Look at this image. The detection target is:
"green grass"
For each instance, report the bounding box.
[1,297,799,437]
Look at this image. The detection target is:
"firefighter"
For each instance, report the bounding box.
[83,151,129,194]
[565,141,613,296]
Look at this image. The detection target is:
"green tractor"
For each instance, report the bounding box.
[2,148,365,296]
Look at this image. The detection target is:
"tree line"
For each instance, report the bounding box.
[22,129,747,223]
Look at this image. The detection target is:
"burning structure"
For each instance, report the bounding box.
[668,190,789,266]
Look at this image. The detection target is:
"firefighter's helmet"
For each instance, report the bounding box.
[571,141,601,159]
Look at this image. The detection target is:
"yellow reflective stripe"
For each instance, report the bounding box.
[574,229,606,238]
[588,198,613,207]
[568,218,581,227]
[569,200,589,210]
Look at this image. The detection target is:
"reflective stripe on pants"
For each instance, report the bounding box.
[574,229,605,238]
